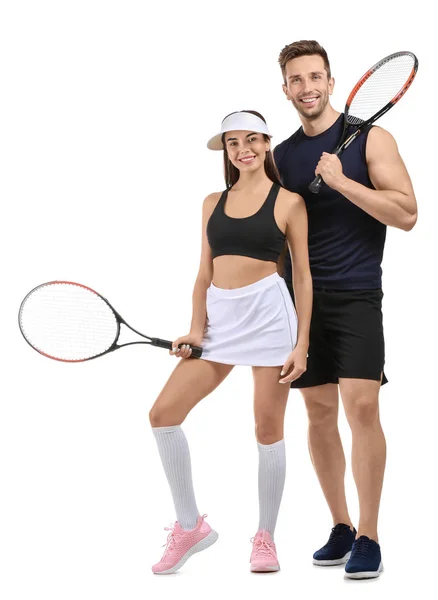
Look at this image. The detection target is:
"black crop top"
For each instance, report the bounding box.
[206,183,286,263]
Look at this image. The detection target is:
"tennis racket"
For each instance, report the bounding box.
[309,51,418,194]
[18,281,203,362]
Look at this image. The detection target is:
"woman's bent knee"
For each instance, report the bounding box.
[149,403,184,428]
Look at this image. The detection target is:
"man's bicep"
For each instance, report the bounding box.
[273,142,287,173]
[366,127,415,196]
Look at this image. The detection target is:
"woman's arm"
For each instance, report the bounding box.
[279,192,313,383]
[188,193,218,340]
[286,193,313,350]
[170,193,219,359]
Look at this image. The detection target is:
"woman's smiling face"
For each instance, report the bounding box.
[224,130,270,172]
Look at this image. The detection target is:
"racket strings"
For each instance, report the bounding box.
[347,54,416,124]
[19,283,118,361]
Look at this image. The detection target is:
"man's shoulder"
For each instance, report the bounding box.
[273,128,303,167]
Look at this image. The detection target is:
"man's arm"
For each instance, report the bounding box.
[315,126,418,231]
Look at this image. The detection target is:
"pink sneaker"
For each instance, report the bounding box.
[152,514,218,574]
[250,530,280,572]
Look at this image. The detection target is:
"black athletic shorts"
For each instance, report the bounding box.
[289,287,387,388]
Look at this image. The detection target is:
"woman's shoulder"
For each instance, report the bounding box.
[203,190,225,208]
[202,191,226,218]
[277,186,304,207]
[205,190,224,202]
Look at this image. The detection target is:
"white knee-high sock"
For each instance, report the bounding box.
[152,425,200,530]
[257,439,286,539]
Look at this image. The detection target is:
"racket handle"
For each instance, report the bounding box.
[309,174,323,194]
[152,337,203,359]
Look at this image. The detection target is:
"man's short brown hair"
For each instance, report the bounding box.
[278,40,331,82]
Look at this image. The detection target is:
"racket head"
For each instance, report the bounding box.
[18,281,120,362]
[345,51,418,127]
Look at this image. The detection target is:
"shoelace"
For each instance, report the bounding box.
[161,514,208,557]
[250,537,275,557]
[352,537,371,558]
[326,524,350,547]
[161,523,181,556]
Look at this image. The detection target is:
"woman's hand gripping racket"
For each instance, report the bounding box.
[309,51,418,194]
[18,281,203,362]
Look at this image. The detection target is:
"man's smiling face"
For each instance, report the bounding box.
[283,54,334,120]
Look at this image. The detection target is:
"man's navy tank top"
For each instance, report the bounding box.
[274,114,386,290]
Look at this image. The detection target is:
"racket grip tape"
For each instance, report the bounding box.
[151,337,203,359]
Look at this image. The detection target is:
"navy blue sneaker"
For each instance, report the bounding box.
[344,535,383,579]
[313,523,356,566]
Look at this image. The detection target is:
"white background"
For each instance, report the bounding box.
[0,1,436,598]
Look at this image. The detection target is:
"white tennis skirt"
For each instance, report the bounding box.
[200,272,298,367]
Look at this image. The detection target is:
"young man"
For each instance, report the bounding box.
[274,40,417,579]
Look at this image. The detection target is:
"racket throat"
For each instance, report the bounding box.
[116,322,151,348]
[340,130,361,152]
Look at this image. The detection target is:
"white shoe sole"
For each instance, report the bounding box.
[153,530,219,575]
[313,551,351,566]
[344,562,384,579]
[251,565,280,572]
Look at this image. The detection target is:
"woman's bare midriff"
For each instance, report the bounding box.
[211,255,278,289]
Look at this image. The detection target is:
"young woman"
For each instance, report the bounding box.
[149,110,312,574]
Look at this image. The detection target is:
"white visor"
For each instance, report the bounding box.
[207,112,272,151]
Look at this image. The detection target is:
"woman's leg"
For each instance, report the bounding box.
[252,365,290,537]
[149,358,233,574]
[250,366,289,573]
[149,358,233,528]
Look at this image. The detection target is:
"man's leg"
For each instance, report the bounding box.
[339,377,386,541]
[302,383,353,528]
